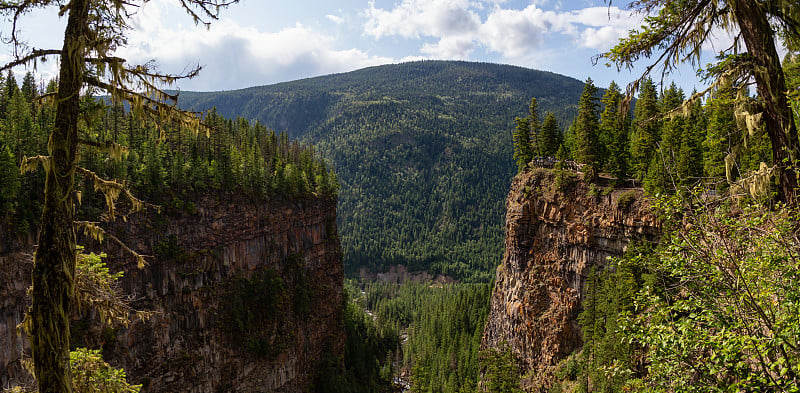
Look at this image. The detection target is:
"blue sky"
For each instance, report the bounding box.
[1,0,738,93]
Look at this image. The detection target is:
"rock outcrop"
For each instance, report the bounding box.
[0,194,343,393]
[481,169,659,390]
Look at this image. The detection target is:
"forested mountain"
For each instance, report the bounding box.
[175,60,588,281]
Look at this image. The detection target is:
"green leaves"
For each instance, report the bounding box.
[70,348,141,393]
[624,198,800,391]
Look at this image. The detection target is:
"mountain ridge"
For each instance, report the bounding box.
[175,60,590,281]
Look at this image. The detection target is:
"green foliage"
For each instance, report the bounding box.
[623,197,800,392]
[539,112,562,158]
[554,169,578,193]
[70,348,141,393]
[152,235,187,262]
[601,81,629,180]
[513,116,534,172]
[547,69,784,197]
[616,190,638,211]
[703,81,737,186]
[72,248,143,329]
[569,196,800,392]
[600,0,799,201]
[570,250,654,393]
[787,52,800,125]
[317,283,399,393]
[572,78,601,179]
[0,87,338,240]
[480,345,523,393]
[0,144,20,215]
[631,78,660,181]
[353,280,491,393]
[676,99,705,186]
[176,61,588,282]
[17,250,141,393]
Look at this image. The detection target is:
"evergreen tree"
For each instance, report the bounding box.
[600,81,629,180]
[21,71,37,103]
[676,98,705,186]
[4,70,18,105]
[643,151,671,194]
[0,70,15,118]
[703,81,737,186]
[573,78,601,179]
[643,83,684,194]
[600,0,800,201]
[631,78,660,181]
[481,346,523,393]
[513,113,533,171]
[658,83,685,158]
[527,97,541,156]
[538,112,560,157]
[0,144,20,215]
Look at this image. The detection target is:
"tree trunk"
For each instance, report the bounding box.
[733,0,800,203]
[31,1,89,392]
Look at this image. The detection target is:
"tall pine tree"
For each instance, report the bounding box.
[600,81,629,180]
[704,80,737,186]
[573,78,601,180]
[539,111,561,158]
[512,98,541,172]
[676,98,706,186]
[631,78,660,181]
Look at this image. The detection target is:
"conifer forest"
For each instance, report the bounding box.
[1,0,800,393]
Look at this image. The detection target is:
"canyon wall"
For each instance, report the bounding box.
[481,169,659,391]
[0,194,343,393]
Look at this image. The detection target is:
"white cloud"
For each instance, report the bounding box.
[363,0,482,39]
[363,1,642,61]
[326,14,344,24]
[479,6,562,58]
[421,36,476,58]
[580,26,627,50]
[116,1,392,91]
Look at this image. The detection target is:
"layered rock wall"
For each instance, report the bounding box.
[0,194,343,393]
[481,170,659,390]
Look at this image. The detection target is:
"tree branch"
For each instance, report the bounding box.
[75,221,150,269]
[0,48,61,73]
[76,166,161,222]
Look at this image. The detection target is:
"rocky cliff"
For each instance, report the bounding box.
[0,194,343,392]
[481,169,659,391]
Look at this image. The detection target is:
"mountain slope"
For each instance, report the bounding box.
[176,60,587,281]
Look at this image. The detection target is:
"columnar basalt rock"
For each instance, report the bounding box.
[481,169,659,391]
[0,194,343,393]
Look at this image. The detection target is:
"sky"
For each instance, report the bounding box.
[0,0,742,94]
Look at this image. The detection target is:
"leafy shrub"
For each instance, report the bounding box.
[71,348,141,393]
[616,190,637,210]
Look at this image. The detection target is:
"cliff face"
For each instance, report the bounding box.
[481,169,659,390]
[0,194,343,393]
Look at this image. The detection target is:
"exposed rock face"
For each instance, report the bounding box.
[481,170,659,390]
[0,194,343,393]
